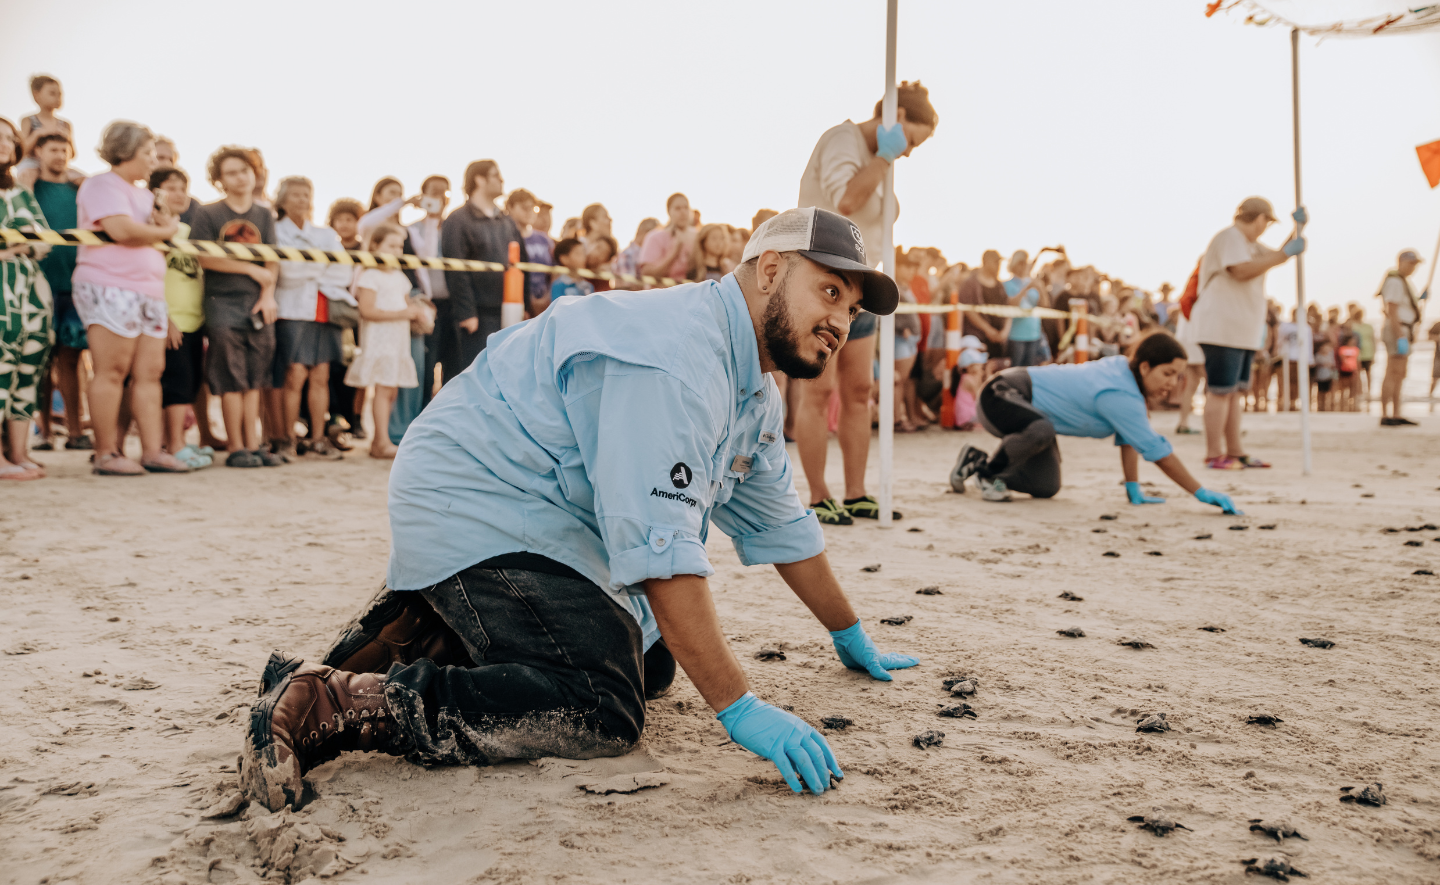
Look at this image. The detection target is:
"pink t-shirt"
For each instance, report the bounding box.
[638,227,692,281]
[73,172,168,299]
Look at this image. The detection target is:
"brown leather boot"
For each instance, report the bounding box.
[313,586,474,680]
[241,652,405,811]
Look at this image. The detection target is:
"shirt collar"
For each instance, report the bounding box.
[716,274,767,405]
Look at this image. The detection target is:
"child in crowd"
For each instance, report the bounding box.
[344,224,422,459]
[1314,340,1336,411]
[951,348,987,431]
[690,223,734,282]
[15,75,73,185]
[548,238,593,306]
[151,167,212,469]
[585,235,618,293]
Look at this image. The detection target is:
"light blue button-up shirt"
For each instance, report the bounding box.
[1027,356,1174,463]
[386,274,825,649]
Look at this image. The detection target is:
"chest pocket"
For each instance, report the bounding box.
[709,409,774,509]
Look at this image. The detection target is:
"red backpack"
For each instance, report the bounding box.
[1180,258,1201,320]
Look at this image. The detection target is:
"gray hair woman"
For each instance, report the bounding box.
[270,175,348,460]
[71,120,189,475]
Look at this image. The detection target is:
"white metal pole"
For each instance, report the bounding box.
[1291,28,1312,474]
[877,0,898,528]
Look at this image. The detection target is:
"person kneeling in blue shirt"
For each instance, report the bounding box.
[950,331,1242,514]
[241,208,918,811]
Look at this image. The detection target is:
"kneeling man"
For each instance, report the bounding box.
[241,208,918,810]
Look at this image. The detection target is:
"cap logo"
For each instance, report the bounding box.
[849,223,864,259]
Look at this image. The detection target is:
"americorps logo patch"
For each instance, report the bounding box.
[670,462,693,489]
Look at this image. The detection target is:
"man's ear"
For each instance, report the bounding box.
[756,250,782,292]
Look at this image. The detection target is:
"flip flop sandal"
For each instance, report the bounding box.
[1204,456,1244,470]
[17,461,46,477]
[142,455,191,473]
[93,453,144,476]
[1174,426,1202,435]
[0,464,38,481]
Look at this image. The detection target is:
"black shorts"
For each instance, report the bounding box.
[205,322,276,394]
[161,330,206,407]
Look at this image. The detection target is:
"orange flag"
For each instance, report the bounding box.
[1419,140,1440,189]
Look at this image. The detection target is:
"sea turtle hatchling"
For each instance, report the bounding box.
[879,615,913,626]
[820,716,853,730]
[1135,712,1171,733]
[1339,783,1386,806]
[1117,638,1155,649]
[937,703,977,719]
[943,676,979,698]
[1241,857,1308,881]
[754,647,787,661]
[1056,627,1086,638]
[1246,713,1284,726]
[1248,819,1308,843]
[1127,807,1191,836]
[912,730,945,749]
[1298,637,1335,649]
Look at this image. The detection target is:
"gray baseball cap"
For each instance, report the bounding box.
[742,207,900,316]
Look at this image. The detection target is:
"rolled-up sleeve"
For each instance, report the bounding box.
[1099,390,1173,462]
[711,414,824,567]
[579,363,719,591]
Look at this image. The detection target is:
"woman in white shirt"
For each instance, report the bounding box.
[271,176,352,459]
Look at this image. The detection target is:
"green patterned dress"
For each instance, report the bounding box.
[1,187,55,421]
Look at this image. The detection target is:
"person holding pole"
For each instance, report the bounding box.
[1378,249,1425,426]
[793,81,936,525]
[949,332,1240,514]
[1190,197,1304,470]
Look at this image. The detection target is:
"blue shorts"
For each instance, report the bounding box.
[1200,343,1254,395]
[849,310,877,340]
[894,334,918,361]
[53,292,89,351]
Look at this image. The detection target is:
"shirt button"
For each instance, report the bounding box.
[656,538,666,547]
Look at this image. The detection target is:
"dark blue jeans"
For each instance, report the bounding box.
[384,564,648,765]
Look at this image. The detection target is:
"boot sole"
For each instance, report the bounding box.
[240,650,307,812]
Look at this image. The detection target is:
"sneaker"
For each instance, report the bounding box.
[811,498,854,526]
[949,444,988,493]
[226,449,264,468]
[256,448,285,467]
[1204,456,1245,470]
[976,475,1012,502]
[844,495,902,521]
[174,444,213,470]
[305,437,344,460]
[1236,455,1271,469]
[65,434,95,451]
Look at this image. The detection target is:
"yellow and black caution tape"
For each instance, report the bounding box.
[4,227,1124,324]
[0,227,686,287]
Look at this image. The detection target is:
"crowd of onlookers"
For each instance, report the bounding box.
[0,73,1427,483]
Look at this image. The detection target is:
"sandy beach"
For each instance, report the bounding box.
[2,412,1438,884]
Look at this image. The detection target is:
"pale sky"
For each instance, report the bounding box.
[5,1,1438,309]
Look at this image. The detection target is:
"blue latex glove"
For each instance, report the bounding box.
[716,692,842,795]
[1283,237,1306,257]
[1291,206,1308,225]
[1397,337,1411,356]
[1195,487,1243,515]
[830,619,919,681]
[875,123,908,163]
[1125,481,1166,505]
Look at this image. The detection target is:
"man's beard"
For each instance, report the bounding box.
[761,270,830,380]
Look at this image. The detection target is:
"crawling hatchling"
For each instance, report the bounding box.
[943,675,979,698]
[1248,819,1308,843]
[1135,712,1171,733]
[1241,857,1308,881]
[1339,782,1386,806]
[1127,807,1191,836]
